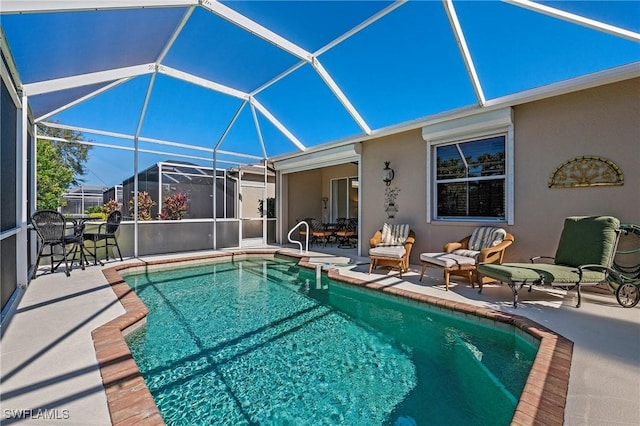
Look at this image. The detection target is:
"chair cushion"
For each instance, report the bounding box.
[554,216,620,268]
[468,227,507,251]
[370,246,406,259]
[477,263,607,284]
[420,252,476,268]
[379,223,410,246]
[451,249,481,261]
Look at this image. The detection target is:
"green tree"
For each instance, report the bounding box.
[36,140,75,210]
[36,125,91,210]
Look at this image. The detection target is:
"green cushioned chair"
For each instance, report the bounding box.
[477,216,621,308]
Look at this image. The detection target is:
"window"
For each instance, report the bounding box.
[423,108,513,224]
[435,135,506,220]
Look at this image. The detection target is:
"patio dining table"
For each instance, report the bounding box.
[66,217,100,268]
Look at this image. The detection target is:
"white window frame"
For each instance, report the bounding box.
[422,107,514,225]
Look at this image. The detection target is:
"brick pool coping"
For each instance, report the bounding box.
[93,251,572,425]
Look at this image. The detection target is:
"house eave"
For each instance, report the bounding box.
[269,62,640,164]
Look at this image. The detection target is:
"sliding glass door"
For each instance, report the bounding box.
[330,177,358,222]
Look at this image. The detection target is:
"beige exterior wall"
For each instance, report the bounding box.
[241,185,275,219]
[283,168,323,234]
[281,78,639,263]
[361,129,427,255]
[360,78,639,264]
[281,163,359,234]
[240,174,275,219]
[507,78,639,260]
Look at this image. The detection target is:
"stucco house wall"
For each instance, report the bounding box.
[360,78,639,264]
[507,77,639,260]
[283,168,323,234]
[361,129,427,255]
[240,173,275,219]
[281,163,359,235]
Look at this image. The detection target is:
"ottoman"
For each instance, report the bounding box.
[419,252,477,291]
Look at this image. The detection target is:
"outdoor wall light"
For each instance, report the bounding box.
[382,161,394,186]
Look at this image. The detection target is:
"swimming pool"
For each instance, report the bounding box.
[123,256,537,425]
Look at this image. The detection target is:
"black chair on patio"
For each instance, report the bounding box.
[305,218,333,247]
[83,210,123,265]
[336,217,357,248]
[31,210,80,278]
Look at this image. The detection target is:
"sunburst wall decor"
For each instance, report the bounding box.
[549,156,624,188]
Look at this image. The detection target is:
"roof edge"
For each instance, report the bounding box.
[269,62,640,163]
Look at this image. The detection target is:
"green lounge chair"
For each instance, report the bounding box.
[477,216,621,308]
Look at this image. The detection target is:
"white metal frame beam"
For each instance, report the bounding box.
[22,63,155,95]
[37,135,242,165]
[251,62,306,97]
[35,78,131,122]
[215,101,248,151]
[9,0,388,152]
[0,50,22,107]
[27,7,193,121]
[314,0,407,56]
[40,121,263,161]
[312,58,371,134]
[41,121,134,140]
[0,1,196,14]
[157,6,195,63]
[251,98,306,152]
[0,27,23,94]
[11,0,635,167]
[505,0,640,43]
[250,103,268,159]
[159,65,249,100]
[201,0,375,137]
[200,0,312,62]
[443,0,486,106]
[247,0,399,138]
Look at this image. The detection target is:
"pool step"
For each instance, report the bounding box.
[451,334,517,421]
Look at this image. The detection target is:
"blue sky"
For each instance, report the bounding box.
[2,0,639,188]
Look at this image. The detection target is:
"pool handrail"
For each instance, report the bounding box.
[288,221,309,254]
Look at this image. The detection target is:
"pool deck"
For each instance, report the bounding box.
[1,247,639,425]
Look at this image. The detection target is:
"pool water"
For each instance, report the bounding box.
[124,257,537,425]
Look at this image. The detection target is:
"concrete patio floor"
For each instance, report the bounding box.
[1,247,639,425]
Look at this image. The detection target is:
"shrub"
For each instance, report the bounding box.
[88,212,106,221]
[160,192,188,220]
[102,199,120,215]
[86,205,103,214]
[129,191,156,221]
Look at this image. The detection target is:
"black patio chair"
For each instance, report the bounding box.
[309,218,333,247]
[30,210,79,278]
[83,210,123,265]
[336,217,357,248]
